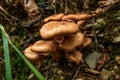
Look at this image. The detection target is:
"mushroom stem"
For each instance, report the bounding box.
[54,36,64,44]
[66,50,83,64]
[59,32,84,52]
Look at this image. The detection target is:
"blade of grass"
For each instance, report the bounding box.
[2,26,12,80]
[0,24,46,80]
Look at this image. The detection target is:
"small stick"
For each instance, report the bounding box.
[0,5,22,22]
[22,15,42,27]
[0,12,12,25]
[0,57,5,62]
[72,65,81,80]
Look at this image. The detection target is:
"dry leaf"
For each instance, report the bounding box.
[115,55,120,64]
[96,49,110,70]
[100,68,112,80]
[15,0,40,17]
[85,51,101,69]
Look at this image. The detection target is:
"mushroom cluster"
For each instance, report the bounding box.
[24,13,92,64]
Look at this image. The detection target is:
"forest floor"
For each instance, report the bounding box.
[0,0,120,80]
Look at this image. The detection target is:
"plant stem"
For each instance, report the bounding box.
[2,28,12,80]
[0,24,46,80]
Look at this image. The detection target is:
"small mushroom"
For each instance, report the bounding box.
[62,14,91,21]
[31,40,58,53]
[92,8,103,17]
[82,37,92,47]
[77,20,86,29]
[24,45,45,61]
[40,21,79,39]
[66,50,83,64]
[44,13,64,23]
[59,32,84,52]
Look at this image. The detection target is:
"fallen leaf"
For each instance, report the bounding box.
[100,68,112,80]
[85,51,101,69]
[115,55,120,64]
[113,36,120,43]
[96,49,110,70]
[15,0,40,17]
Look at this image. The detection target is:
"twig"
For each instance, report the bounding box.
[65,0,68,14]
[22,15,42,27]
[0,57,5,62]
[85,68,100,74]
[101,0,120,13]
[0,12,13,25]
[72,65,81,80]
[92,17,98,51]
[0,5,22,22]
[104,60,115,68]
[94,0,120,16]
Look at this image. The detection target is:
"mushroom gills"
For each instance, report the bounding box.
[66,50,83,64]
[59,32,84,52]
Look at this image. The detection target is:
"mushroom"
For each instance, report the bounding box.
[77,20,86,29]
[62,14,91,21]
[24,45,45,61]
[82,37,92,47]
[44,13,64,23]
[66,50,83,64]
[31,40,58,53]
[59,32,84,52]
[24,13,94,64]
[40,21,79,40]
[92,8,103,17]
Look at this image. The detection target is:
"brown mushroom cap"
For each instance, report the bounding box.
[24,46,45,61]
[82,37,92,47]
[59,32,84,52]
[40,21,79,39]
[92,8,103,17]
[62,14,91,21]
[66,50,83,64]
[31,40,58,53]
[44,13,64,23]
